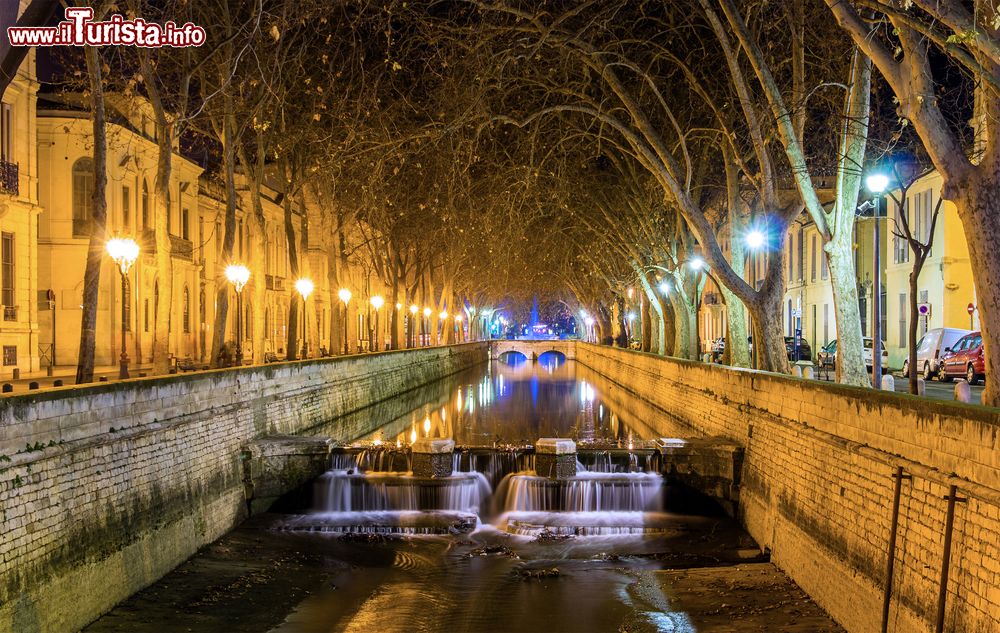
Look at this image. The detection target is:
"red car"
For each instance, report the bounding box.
[938,331,985,385]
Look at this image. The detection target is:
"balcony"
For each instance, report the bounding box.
[170,235,193,261]
[3,305,17,321]
[0,160,18,196]
[141,228,157,254]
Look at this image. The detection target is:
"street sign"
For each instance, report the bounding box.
[968,302,976,315]
[792,309,802,318]
[918,303,931,317]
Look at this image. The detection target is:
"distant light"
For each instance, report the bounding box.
[439,310,448,320]
[689,257,704,271]
[423,416,431,433]
[627,312,636,321]
[745,229,766,250]
[866,173,889,193]
[584,316,595,326]
[337,288,352,304]
[370,295,385,310]
[395,302,403,310]
[658,282,670,294]
[423,307,432,317]
[455,314,463,322]
[410,304,419,315]
[225,264,251,292]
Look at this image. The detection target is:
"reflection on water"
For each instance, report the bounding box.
[353,357,671,449]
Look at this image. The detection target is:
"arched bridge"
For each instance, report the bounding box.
[489,339,577,361]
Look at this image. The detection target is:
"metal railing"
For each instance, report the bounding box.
[3,305,17,321]
[169,235,193,260]
[0,160,18,196]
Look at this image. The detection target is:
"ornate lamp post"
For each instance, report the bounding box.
[370,295,385,351]
[408,304,419,348]
[338,288,352,354]
[225,264,250,366]
[295,278,314,358]
[106,237,140,379]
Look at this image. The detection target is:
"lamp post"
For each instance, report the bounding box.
[455,314,463,342]
[866,173,889,389]
[395,302,402,349]
[106,237,140,379]
[409,304,419,348]
[438,310,448,344]
[422,307,431,346]
[585,316,595,343]
[295,278,314,358]
[371,295,384,351]
[225,264,250,366]
[338,288,352,354]
[745,228,766,368]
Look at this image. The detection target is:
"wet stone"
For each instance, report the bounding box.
[535,453,577,479]
[412,438,455,478]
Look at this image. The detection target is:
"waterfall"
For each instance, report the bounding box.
[313,471,492,514]
[494,472,664,513]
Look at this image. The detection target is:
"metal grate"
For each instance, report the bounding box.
[2,345,16,366]
[0,160,18,195]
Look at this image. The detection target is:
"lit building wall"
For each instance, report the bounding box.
[0,25,42,375]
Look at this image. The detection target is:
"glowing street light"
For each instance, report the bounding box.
[371,295,385,351]
[865,173,889,193]
[225,264,251,366]
[658,281,670,295]
[295,278,314,358]
[106,237,140,379]
[454,313,463,342]
[422,307,432,347]
[745,229,766,250]
[584,316,595,343]
[689,257,705,271]
[338,288,352,354]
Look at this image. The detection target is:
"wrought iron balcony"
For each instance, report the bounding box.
[265,274,284,291]
[3,305,17,321]
[0,160,18,196]
[170,235,193,261]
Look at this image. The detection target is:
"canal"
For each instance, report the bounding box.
[86,355,842,632]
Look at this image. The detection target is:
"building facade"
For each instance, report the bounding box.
[0,12,42,376]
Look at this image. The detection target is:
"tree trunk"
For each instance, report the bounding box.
[640,294,652,352]
[956,175,1000,405]
[75,46,107,384]
[827,238,870,386]
[746,273,790,373]
[721,285,750,367]
[151,127,173,374]
[661,295,675,356]
[209,108,237,368]
[908,263,921,394]
[283,193,299,360]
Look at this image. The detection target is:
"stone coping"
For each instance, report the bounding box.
[535,438,576,454]
[412,438,455,454]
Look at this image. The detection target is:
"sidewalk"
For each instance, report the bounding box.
[0,363,156,394]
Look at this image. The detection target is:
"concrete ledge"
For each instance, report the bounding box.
[535,438,576,454]
[242,435,333,515]
[412,438,455,454]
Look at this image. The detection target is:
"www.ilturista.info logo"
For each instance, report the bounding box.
[7,7,205,48]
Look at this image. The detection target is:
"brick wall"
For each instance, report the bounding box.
[574,342,1000,633]
[0,343,487,633]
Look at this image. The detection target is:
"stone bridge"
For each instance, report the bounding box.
[488,338,577,361]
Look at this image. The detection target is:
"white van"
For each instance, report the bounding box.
[902,328,972,379]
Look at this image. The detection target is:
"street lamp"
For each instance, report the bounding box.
[371,295,385,351]
[658,281,670,295]
[106,237,139,379]
[455,313,463,342]
[409,304,419,348]
[423,307,432,346]
[295,278,314,358]
[439,310,448,345]
[689,256,705,271]
[225,264,250,366]
[744,229,768,368]
[585,316,595,343]
[866,172,889,388]
[338,288,352,354]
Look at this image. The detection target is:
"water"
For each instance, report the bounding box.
[85,357,843,633]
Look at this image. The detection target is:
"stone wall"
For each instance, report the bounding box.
[0,343,487,633]
[572,342,1000,633]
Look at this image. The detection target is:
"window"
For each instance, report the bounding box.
[144,298,149,332]
[154,281,159,323]
[893,198,910,264]
[215,220,222,257]
[182,287,190,333]
[122,185,131,231]
[821,246,828,280]
[810,235,816,282]
[0,102,11,162]
[199,289,206,325]
[181,208,190,240]
[797,226,805,281]
[922,189,933,255]
[860,296,868,337]
[2,345,15,366]
[898,293,907,348]
[141,179,149,229]
[1,232,13,317]
[823,303,829,345]
[72,158,94,235]
[787,235,794,282]
[787,299,793,337]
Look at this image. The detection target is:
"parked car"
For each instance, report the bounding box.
[784,336,812,362]
[937,331,985,384]
[817,338,889,373]
[902,327,973,379]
